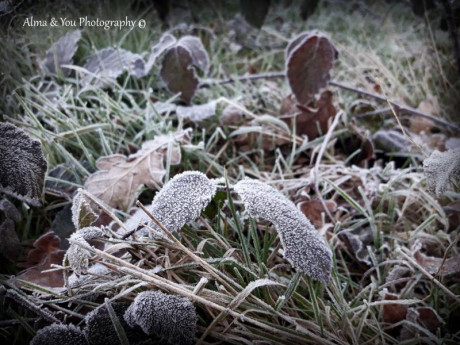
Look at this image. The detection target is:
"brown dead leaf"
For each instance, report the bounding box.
[444,201,460,231]
[336,125,374,165]
[298,199,337,227]
[220,105,244,126]
[382,291,408,325]
[84,130,191,210]
[280,91,336,140]
[338,226,373,265]
[16,232,65,288]
[413,246,460,276]
[400,307,444,340]
[232,122,290,151]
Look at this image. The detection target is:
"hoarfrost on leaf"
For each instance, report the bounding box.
[124,290,197,345]
[41,30,81,76]
[144,33,177,74]
[66,227,103,275]
[71,191,98,229]
[31,323,87,345]
[123,171,216,237]
[0,122,48,206]
[423,148,460,195]
[234,179,332,282]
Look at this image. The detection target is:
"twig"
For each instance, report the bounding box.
[201,72,459,132]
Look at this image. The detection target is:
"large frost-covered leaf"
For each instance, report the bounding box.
[84,130,191,210]
[234,179,332,282]
[144,33,177,74]
[42,30,81,76]
[123,171,216,237]
[286,31,338,105]
[423,148,460,195]
[81,48,145,87]
[31,323,86,345]
[124,290,197,345]
[0,123,48,206]
[160,36,209,104]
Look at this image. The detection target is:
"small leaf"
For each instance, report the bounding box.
[71,191,98,229]
[123,171,216,237]
[81,48,145,87]
[234,179,332,282]
[176,100,217,122]
[84,130,191,210]
[286,31,338,105]
[160,36,209,104]
[144,33,177,74]
[240,0,271,29]
[0,218,20,262]
[423,147,460,195]
[67,227,104,275]
[0,123,48,206]
[31,323,87,345]
[0,198,21,223]
[42,30,81,76]
[124,290,197,345]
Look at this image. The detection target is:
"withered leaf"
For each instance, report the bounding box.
[71,191,98,229]
[298,198,337,228]
[423,147,460,196]
[144,33,177,74]
[81,48,145,87]
[16,232,65,288]
[0,122,48,206]
[413,247,460,277]
[160,36,209,104]
[239,0,270,29]
[286,31,338,105]
[338,227,373,266]
[400,307,444,340]
[42,30,81,76]
[84,130,191,210]
[280,91,336,140]
[382,291,408,325]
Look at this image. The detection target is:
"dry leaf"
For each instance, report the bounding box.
[144,33,177,74]
[338,227,373,265]
[286,31,338,105]
[413,246,460,276]
[280,91,336,140]
[220,104,245,125]
[382,291,408,325]
[400,307,444,340]
[85,130,191,210]
[81,48,145,87]
[16,232,65,288]
[160,36,209,104]
[41,30,81,76]
[0,122,48,206]
[298,199,337,227]
[423,147,460,195]
[71,191,98,229]
[0,218,21,262]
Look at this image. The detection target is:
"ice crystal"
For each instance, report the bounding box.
[85,302,153,345]
[123,171,216,237]
[234,179,332,282]
[124,290,197,345]
[423,148,460,195]
[31,323,87,345]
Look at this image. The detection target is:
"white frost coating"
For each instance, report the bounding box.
[31,323,87,345]
[234,179,332,282]
[123,171,216,237]
[124,290,197,345]
[68,263,110,288]
[67,227,104,274]
[423,147,460,195]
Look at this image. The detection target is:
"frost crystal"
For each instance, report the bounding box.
[31,323,87,345]
[67,227,103,274]
[423,148,460,195]
[123,171,216,237]
[124,290,197,345]
[234,179,332,282]
[85,302,152,345]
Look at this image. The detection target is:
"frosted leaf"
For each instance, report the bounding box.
[176,100,217,122]
[0,198,21,223]
[81,48,145,87]
[124,290,197,345]
[144,33,177,74]
[423,148,460,195]
[85,302,153,345]
[31,323,87,345]
[123,171,216,237]
[68,262,110,288]
[84,129,191,210]
[234,179,332,282]
[0,122,48,206]
[0,218,20,262]
[160,35,209,104]
[71,191,98,229]
[67,226,104,274]
[42,30,81,76]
